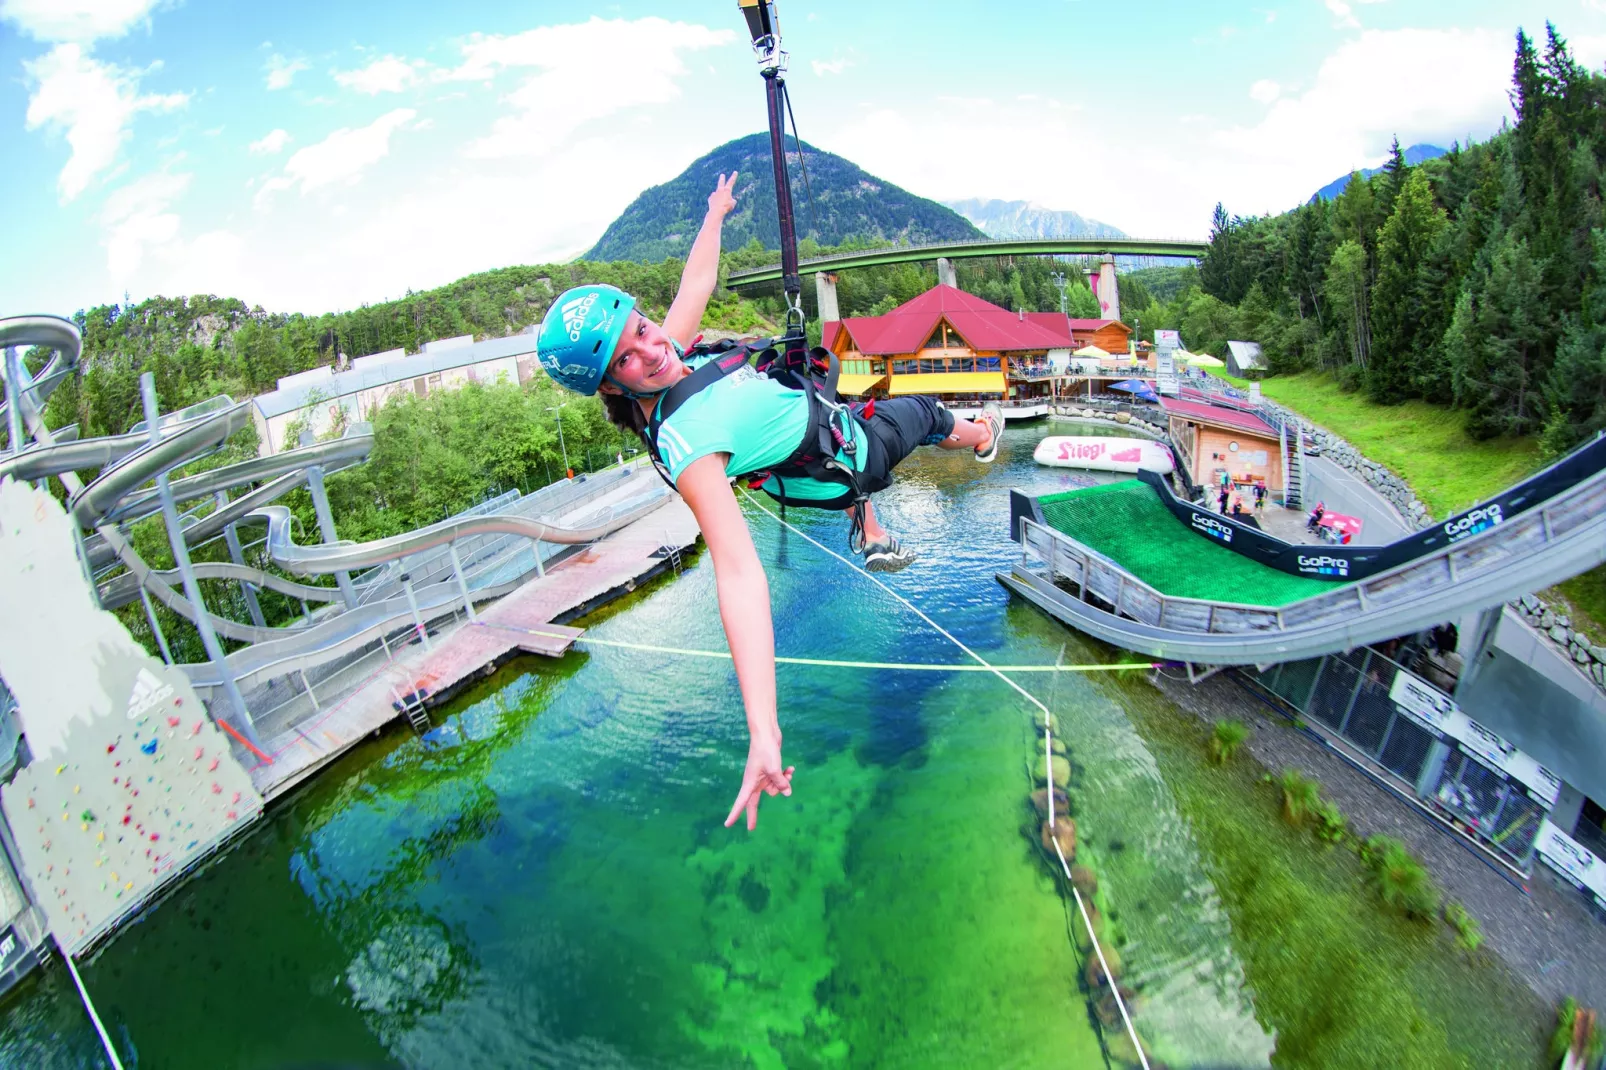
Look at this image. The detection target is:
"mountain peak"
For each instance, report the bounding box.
[942,198,1126,240]
[1310,143,1449,202]
[584,134,981,262]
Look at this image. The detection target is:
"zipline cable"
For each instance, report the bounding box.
[59,939,125,1070]
[736,489,1152,1069]
[471,620,1152,674]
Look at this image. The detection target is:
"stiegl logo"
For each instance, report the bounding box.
[1191,514,1233,543]
[127,667,174,720]
[1297,554,1350,577]
[1444,503,1504,540]
[560,292,600,342]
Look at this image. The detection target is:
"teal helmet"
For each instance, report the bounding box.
[536,284,637,396]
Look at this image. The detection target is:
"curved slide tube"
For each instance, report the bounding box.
[0,428,148,484]
[254,489,670,576]
[98,560,346,612]
[100,424,375,525]
[0,315,81,428]
[69,402,255,525]
[1000,463,1606,665]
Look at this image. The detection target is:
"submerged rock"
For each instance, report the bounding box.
[1041,817,1077,859]
[1031,787,1069,820]
[1070,864,1098,898]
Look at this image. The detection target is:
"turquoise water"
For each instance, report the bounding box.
[4,422,1282,1067]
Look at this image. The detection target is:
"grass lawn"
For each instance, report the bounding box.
[1258,371,1606,642]
[1256,373,1540,517]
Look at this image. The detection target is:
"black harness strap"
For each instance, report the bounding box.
[640,337,870,532]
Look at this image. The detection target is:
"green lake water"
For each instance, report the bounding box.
[0,420,1545,1068]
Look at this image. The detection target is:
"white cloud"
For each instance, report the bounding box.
[1323,0,1358,28]
[24,43,189,201]
[265,53,309,91]
[811,58,851,77]
[249,128,291,155]
[439,17,734,159]
[1250,79,1281,103]
[256,108,416,205]
[1213,27,1514,211]
[334,55,421,95]
[101,170,189,277]
[0,0,159,43]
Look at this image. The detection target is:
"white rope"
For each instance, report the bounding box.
[740,491,1149,1067]
[59,939,125,1070]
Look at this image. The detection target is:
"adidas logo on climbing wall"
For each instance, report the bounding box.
[126,667,174,720]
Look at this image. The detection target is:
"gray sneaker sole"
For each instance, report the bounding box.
[864,550,918,573]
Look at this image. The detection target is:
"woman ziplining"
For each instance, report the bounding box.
[534,172,1003,832]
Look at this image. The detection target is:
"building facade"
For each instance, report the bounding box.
[1163,396,1284,494]
[250,333,537,455]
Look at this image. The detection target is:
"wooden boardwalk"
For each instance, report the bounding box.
[249,494,699,801]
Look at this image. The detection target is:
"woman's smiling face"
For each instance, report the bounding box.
[601,311,681,396]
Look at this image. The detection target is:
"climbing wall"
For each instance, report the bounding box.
[0,479,263,956]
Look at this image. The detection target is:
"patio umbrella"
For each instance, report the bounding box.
[1109,379,1159,402]
[1074,344,1110,358]
[1186,352,1225,368]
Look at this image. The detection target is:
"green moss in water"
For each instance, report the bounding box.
[1112,679,1547,1069]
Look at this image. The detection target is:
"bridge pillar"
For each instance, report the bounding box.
[1097,254,1120,321]
[936,257,957,289]
[815,272,840,323]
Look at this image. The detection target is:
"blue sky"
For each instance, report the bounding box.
[3,0,1604,316]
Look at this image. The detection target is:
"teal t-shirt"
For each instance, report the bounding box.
[654,351,866,501]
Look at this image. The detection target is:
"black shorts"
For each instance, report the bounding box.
[768,396,955,510]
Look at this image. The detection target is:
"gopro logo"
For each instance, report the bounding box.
[1191,514,1233,543]
[1445,503,1504,542]
[1297,554,1350,577]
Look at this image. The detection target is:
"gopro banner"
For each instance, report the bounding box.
[1134,432,1606,582]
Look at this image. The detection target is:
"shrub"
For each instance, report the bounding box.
[1279,769,1321,826]
[1444,901,1483,953]
[1361,835,1440,919]
[1208,719,1249,765]
[1550,997,1603,1067]
[1313,799,1348,845]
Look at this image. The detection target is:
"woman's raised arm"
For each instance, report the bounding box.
[663,173,739,349]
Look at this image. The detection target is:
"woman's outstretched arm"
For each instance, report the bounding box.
[676,452,793,830]
[663,173,739,349]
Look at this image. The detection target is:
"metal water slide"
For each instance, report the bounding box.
[998,458,1606,666]
[0,313,669,706]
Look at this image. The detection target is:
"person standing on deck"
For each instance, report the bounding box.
[534,174,1002,831]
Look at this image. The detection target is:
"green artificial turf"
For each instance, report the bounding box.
[1038,480,1342,607]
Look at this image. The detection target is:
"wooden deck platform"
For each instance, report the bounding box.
[249,494,699,801]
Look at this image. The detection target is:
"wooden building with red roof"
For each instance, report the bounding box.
[1162,396,1285,495]
[822,285,1078,416]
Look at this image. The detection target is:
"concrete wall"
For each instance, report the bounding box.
[1457,606,1606,804]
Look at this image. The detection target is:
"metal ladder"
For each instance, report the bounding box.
[391,687,431,735]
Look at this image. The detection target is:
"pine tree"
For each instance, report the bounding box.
[1369,169,1450,400]
[1447,233,1549,437]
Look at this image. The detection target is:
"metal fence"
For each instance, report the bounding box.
[1253,648,1549,868]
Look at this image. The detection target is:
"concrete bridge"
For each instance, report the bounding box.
[724,236,1210,288]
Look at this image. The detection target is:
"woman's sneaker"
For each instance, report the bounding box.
[863,534,918,573]
[975,402,1004,463]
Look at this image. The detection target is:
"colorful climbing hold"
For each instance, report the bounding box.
[193,746,204,761]
[106,743,117,754]
[207,759,219,772]
[140,739,157,755]
[167,716,180,727]
[53,764,65,775]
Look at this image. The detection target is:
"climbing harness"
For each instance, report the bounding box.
[641,335,880,548]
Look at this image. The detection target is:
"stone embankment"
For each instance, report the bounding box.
[1513,594,1606,695]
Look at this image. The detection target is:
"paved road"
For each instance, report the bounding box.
[1302,453,1413,545]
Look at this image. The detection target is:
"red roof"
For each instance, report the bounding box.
[1161,397,1277,438]
[1066,318,1132,333]
[825,285,1075,356]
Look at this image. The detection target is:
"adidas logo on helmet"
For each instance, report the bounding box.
[560,292,599,342]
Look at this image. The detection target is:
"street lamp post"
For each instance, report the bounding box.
[546,404,571,478]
